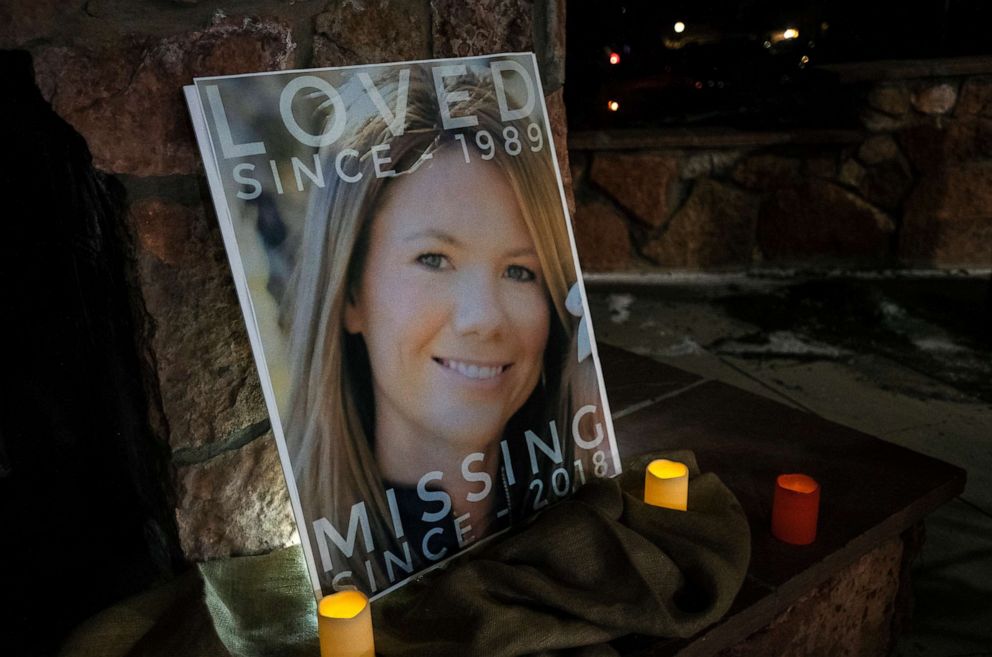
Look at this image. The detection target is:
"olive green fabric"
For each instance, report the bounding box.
[200,547,319,657]
[59,451,750,657]
[372,451,751,657]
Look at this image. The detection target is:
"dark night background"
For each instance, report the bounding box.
[567,0,992,130]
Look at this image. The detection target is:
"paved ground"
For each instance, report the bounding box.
[586,273,992,657]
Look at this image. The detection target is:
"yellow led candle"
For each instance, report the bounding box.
[317,590,375,657]
[644,459,688,511]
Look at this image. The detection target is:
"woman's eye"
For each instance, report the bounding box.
[416,253,449,270]
[505,264,536,282]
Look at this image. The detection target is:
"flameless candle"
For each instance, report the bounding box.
[317,591,375,657]
[644,459,688,511]
[771,474,820,545]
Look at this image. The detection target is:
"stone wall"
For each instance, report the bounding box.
[571,69,992,272]
[717,537,905,657]
[2,0,568,563]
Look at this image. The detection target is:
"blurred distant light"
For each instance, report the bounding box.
[783,28,799,40]
[763,40,772,48]
[694,81,703,89]
[607,100,620,112]
[609,51,621,65]
[674,21,686,33]
[800,55,810,64]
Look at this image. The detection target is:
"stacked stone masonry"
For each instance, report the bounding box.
[572,74,992,271]
[717,537,905,657]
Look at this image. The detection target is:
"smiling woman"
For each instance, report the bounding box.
[345,148,551,527]
[280,61,616,597]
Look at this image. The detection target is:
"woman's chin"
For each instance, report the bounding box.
[428,415,507,456]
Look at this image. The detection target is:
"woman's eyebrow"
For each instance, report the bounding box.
[504,246,538,258]
[403,229,537,258]
[403,229,460,245]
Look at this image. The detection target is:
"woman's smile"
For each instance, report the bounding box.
[433,357,512,383]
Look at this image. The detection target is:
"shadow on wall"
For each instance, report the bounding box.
[0,50,181,657]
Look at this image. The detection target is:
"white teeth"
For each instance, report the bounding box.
[441,359,504,380]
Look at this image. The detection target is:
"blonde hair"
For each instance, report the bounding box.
[282,64,603,592]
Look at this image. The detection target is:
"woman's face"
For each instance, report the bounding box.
[345,146,550,454]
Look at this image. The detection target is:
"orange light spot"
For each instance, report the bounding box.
[778,473,818,494]
[609,52,621,65]
[607,100,620,112]
[318,591,368,619]
[647,459,688,480]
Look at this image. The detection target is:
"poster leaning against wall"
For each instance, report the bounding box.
[185,53,620,600]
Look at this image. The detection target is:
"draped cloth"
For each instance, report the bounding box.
[60,451,750,657]
[372,451,751,657]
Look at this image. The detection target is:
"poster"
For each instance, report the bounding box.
[185,53,620,600]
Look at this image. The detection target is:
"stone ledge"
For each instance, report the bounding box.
[821,55,992,84]
[714,537,904,657]
[569,128,866,151]
[603,349,966,656]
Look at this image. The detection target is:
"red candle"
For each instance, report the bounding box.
[771,474,820,545]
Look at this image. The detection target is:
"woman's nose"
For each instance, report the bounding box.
[451,271,507,338]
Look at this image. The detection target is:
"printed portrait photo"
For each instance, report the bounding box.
[189,53,621,599]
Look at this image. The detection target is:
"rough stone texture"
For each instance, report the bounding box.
[955,76,992,117]
[858,135,902,166]
[681,152,713,180]
[868,83,911,116]
[431,0,534,58]
[911,82,958,115]
[643,179,759,268]
[312,0,430,68]
[861,108,914,132]
[862,160,914,213]
[129,198,267,451]
[902,116,992,171]
[838,158,866,190]
[898,124,947,174]
[732,153,803,191]
[33,17,295,176]
[845,137,915,212]
[803,153,838,180]
[176,432,297,560]
[758,180,896,264]
[717,538,903,657]
[682,149,745,180]
[589,153,681,227]
[945,116,992,161]
[0,0,78,48]
[544,88,575,215]
[570,151,588,192]
[532,0,566,92]
[900,160,992,267]
[572,196,633,271]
